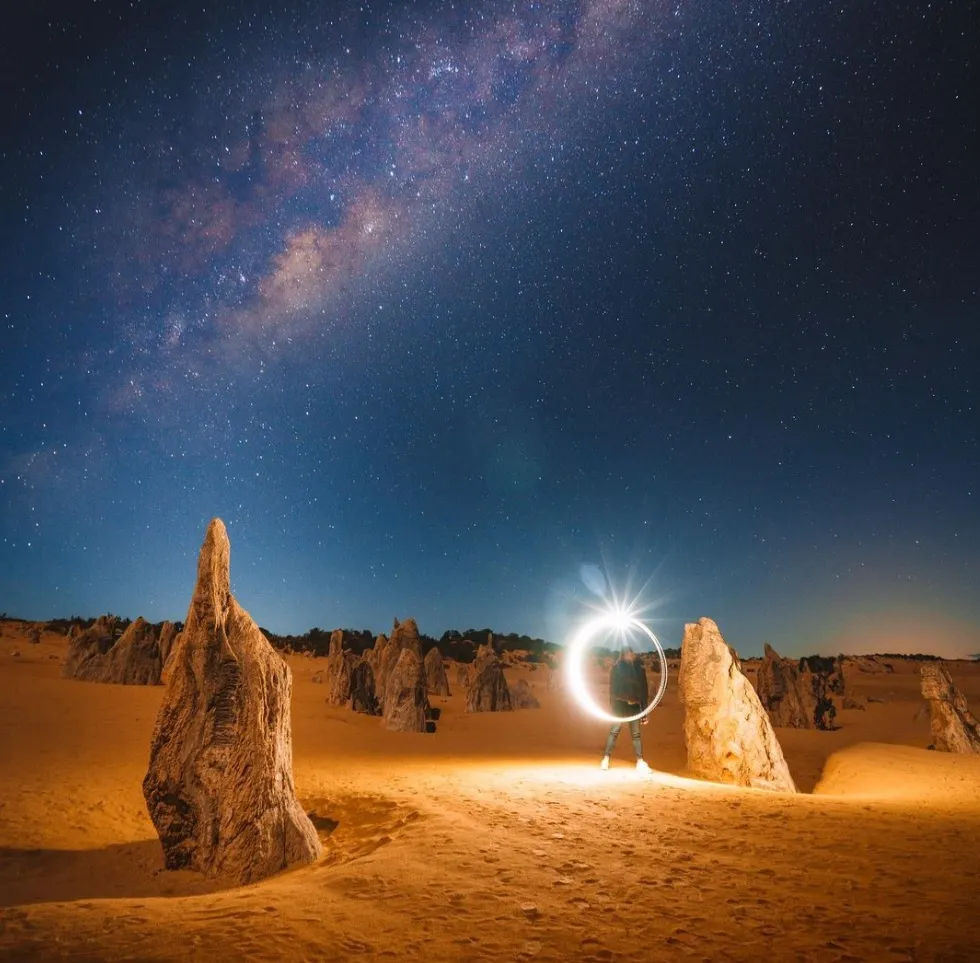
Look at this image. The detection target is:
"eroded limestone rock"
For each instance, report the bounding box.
[424,646,450,696]
[920,664,980,754]
[62,616,117,681]
[510,678,540,709]
[382,647,430,732]
[142,518,321,883]
[679,618,796,792]
[466,658,512,713]
[158,621,179,667]
[756,644,836,730]
[351,659,380,715]
[106,617,163,685]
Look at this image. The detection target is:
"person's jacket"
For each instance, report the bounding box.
[609,657,648,707]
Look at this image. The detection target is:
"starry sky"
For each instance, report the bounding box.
[1,0,977,657]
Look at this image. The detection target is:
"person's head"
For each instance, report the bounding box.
[620,645,636,662]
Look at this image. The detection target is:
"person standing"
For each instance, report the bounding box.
[600,646,651,772]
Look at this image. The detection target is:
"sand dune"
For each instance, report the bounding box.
[1,623,979,962]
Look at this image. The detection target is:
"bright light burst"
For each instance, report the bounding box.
[565,607,669,724]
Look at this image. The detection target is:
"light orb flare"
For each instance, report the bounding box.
[565,611,668,724]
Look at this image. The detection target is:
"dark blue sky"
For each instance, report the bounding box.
[1,0,977,656]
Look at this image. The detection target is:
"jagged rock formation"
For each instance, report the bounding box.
[424,646,450,696]
[473,641,498,675]
[351,660,380,715]
[63,615,164,685]
[105,617,163,685]
[62,616,117,680]
[158,621,179,666]
[142,518,322,883]
[800,654,846,695]
[466,657,512,713]
[367,634,387,673]
[920,664,980,754]
[679,618,796,793]
[382,648,430,732]
[510,678,540,709]
[456,663,471,689]
[323,630,357,707]
[755,644,836,730]
[375,619,415,708]
[390,618,423,658]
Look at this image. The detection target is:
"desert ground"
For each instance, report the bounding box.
[1,621,979,962]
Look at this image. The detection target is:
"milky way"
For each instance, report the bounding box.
[2,0,977,655]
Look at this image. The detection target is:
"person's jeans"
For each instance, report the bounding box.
[604,702,643,759]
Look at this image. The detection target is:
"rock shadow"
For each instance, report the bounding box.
[0,840,236,906]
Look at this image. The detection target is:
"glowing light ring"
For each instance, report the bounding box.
[565,613,668,724]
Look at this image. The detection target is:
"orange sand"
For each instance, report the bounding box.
[1,622,979,962]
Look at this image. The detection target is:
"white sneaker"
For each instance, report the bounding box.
[635,759,651,774]
[599,755,610,771]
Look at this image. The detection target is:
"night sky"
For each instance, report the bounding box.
[1,1,976,657]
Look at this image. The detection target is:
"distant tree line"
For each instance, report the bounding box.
[258,625,565,664]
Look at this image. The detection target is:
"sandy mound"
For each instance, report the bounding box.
[1,623,979,961]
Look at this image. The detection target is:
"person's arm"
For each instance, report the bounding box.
[637,661,649,707]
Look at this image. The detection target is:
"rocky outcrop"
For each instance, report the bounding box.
[62,616,118,680]
[510,678,540,709]
[105,617,163,685]
[351,660,380,715]
[920,665,980,754]
[142,518,322,884]
[382,648,430,732]
[424,646,450,696]
[390,618,422,658]
[755,644,836,730]
[158,621,179,666]
[62,616,163,685]
[473,640,498,674]
[799,655,846,695]
[466,658,512,713]
[323,631,357,707]
[456,664,471,689]
[678,618,796,793]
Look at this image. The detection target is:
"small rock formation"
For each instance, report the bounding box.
[473,641,498,674]
[63,616,166,685]
[367,634,387,672]
[350,660,380,715]
[799,654,846,695]
[382,647,431,732]
[466,657,512,713]
[158,621,179,666]
[510,678,540,709]
[62,616,117,680]
[755,644,836,730]
[142,518,322,883]
[456,664,471,689]
[920,664,980,754]
[678,618,796,793]
[842,695,867,711]
[390,617,423,658]
[323,630,357,706]
[424,646,451,696]
[28,626,41,645]
[106,617,163,685]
